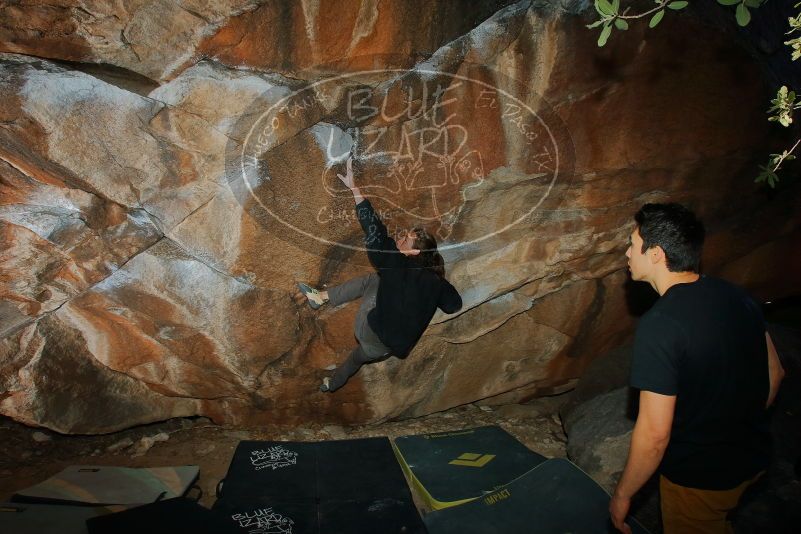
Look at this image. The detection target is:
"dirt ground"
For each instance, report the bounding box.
[0,395,569,511]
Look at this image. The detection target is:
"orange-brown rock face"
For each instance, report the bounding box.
[1,1,799,433]
[197,0,519,76]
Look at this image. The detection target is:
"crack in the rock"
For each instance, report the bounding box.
[163,234,243,282]
[551,82,615,110]
[163,188,219,234]
[135,203,166,232]
[72,6,97,20]
[119,29,142,63]
[177,4,212,24]
[437,292,536,346]
[472,378,559,406]
[10,234,165,332]
[439,252,625,343]
[148,93,236,141]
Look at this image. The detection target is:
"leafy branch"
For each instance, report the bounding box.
[586,0,686,47]
[756,2,801,188]
[587,0,800,188]
[588,1,766,48]
[768,86,801,127]
[756,140,799,188]
[786,3,801,61]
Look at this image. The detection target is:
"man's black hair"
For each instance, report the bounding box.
[634,203,705,273]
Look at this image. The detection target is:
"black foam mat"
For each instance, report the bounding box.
[219,437,412,502]
[219,441,317,501]
[86,498,239,534]
[216,437,427,532]
[212,498,318,534]
[0,502,113,534]
[423,459,650,534]
[319,498,427,534]
[214,495,428,534]
[316,437,412,501]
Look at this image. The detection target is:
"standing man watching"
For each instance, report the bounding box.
[610,203,785,534]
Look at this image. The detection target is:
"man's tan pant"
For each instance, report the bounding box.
[660,473,762,534]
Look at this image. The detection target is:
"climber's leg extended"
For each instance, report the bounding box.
[326,273,378,307]
[324,344,390,392]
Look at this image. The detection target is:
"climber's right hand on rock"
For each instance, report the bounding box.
[337,156,355,190]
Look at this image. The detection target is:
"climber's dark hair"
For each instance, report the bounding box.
[634,203,705,273]
[410,227,445,277]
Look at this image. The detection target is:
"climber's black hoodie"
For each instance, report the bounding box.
[356,199,462,358]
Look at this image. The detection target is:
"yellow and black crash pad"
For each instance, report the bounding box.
[423,458,650,534]
[393,425,546,510]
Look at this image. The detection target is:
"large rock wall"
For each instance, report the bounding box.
[1,0,800,433]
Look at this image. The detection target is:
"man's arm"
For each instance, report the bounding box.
[610,390,676,534]
[766,332,785,408]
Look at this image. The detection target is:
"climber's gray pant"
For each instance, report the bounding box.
[326,273,391,391]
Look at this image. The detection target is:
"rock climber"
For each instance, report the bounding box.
[299,156,462,392]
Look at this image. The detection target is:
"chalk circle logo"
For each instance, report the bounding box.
[226,57,574,264]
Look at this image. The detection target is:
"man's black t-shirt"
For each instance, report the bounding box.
[630,275,770,490]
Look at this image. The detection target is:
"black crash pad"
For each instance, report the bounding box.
[423,458,650,534]
[215,436,427,533]
[218,437,412,502]
[0,502,117,534]
[393,425,547,509]
[213,495,427,534]
[219,440,317,502]
[86,498,239,534]
[212,499,317,534]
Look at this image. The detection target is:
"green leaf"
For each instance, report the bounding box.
[596,0,615,16]
[649,10,665,28]
[717,0,741,5]
[755,168,779,188]
[612,0,620,13]
[614,18,629,30]
[744,0,761,8]
[598,24,613,47]
[736,3,751,26]
[668,1,689,10]
[586,19,605,29]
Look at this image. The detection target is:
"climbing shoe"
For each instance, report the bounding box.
[320,377,331,393]
[298,282,327,309]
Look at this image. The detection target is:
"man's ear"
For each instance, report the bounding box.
[650,246,666,265]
